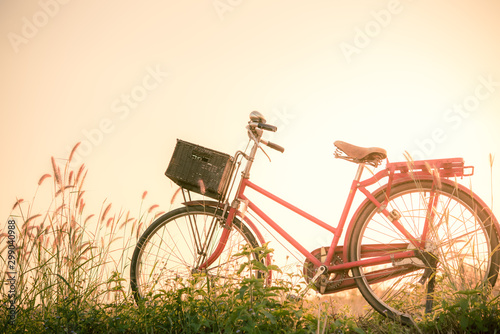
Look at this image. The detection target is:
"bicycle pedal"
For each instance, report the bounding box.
[318,275,329,294]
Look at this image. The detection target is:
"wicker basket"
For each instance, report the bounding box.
[165,139,234,199]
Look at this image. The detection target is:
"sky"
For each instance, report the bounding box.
[2,1,500,260]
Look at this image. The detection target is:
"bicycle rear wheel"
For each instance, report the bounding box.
[130,205,261,303]
[349,179,500,324]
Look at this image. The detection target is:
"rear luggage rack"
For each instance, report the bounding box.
[387,158,474,178]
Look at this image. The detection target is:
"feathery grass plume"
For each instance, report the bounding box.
[12,198,24,210]
[154,211,165,219]
[75,164,85,184]
[79,198,85,214]
[26,225,39,240]
[67,170,74,185]
[68,142,81,164]
[51,156,62,185]
[76,190,85,208]
[171,187,182,204]
[148,204,159,213]
[136,222,143,239]
[131,219,137,236]
[77,241,91,254]
[120,218,133,231]
[106,217,114,228]
[119,214,133,230]
[70,216,77,230]
[424,161,431,174]
[403,150,414,164]
[100,203,112,223]
[78,169,88,193]
[53,204,65,219]
[84,214,94,224]
[22,214,41,230]
[403,151,416,181]
[198,179,206,195]
[424,161,442,189]
[38,174,52,186]
[142,191,148,200]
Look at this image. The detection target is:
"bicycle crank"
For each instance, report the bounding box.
[303,247,347,294]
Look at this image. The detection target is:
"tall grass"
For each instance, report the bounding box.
[0,145,499,333]
[0,143,161,332]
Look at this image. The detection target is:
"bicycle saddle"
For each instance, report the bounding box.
[334,141,387,166]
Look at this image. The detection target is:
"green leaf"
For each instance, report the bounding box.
[237,262,248,275]
[459,298,469,311]
[239,286,249,299]
[455,289,481,296]
[261,309,277,324]
[251,260,268,272]
[266,264,282,272]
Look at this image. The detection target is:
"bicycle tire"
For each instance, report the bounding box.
[130,205,261,303]
[348,179,500,324]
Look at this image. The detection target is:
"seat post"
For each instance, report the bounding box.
[354,163,365,182]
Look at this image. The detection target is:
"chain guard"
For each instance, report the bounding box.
[303,247,346,294]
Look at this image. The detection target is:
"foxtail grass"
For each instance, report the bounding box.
[0,143,162,331]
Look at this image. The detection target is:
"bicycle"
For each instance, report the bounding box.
[130,111,500,325]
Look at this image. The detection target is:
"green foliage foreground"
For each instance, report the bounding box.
[2,246,500,334]
[2,146,500,333]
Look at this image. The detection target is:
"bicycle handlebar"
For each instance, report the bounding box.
[261,139,285,153]
[249,121,277,132]
[248,114,284,153]
[257,123,277,132]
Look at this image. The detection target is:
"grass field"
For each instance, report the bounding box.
[2,145,500,333]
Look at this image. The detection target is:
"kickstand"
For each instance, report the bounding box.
[424,274,436,313]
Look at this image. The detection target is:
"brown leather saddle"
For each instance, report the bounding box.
[334,141,387,166]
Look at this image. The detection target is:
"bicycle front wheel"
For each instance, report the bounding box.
[349,179,500,324]
[130,205,261,303]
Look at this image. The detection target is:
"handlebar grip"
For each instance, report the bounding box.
[266,141,285,153]
[257,123,277,132]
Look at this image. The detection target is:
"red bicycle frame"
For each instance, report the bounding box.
[229,163,419,273]
[197,156,475,283]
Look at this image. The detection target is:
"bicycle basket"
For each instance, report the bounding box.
[165,139,234,200]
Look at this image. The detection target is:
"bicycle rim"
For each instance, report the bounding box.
[130,205,260,303]
[349,179,499,323]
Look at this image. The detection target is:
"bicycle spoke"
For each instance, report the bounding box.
[131,206,261,302]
